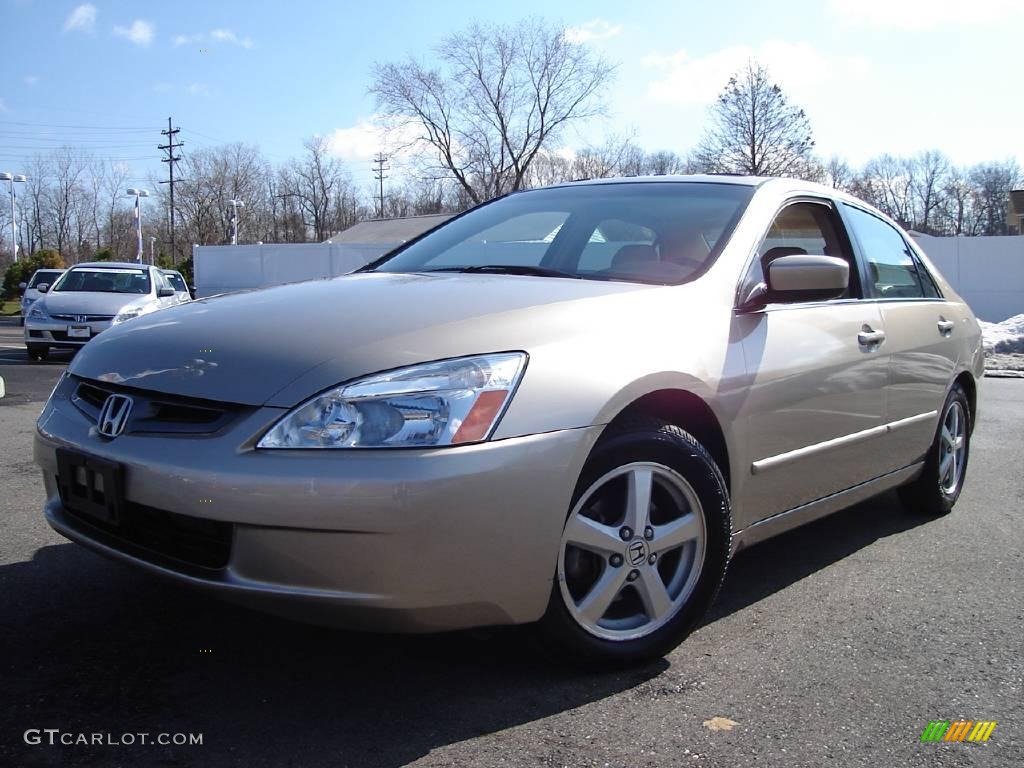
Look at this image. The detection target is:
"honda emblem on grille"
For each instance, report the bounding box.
[76,314,87,323]
[97,394,133,438]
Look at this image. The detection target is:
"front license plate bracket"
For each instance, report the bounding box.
[56,448,124,525]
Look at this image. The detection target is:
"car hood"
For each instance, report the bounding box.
[69,272,660,407]
[41,291,152,316]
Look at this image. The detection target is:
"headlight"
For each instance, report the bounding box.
[257,352,527,449]
[112,308,142,325]
[29,306,47,319]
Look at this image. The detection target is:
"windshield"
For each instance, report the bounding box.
[370,182,754,285]
[164,273,188,292]
[53,268,152,294]
[29,271,63,288]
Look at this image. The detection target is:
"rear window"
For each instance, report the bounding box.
[372,182,754,285]
[53,268,152,295]
[164,273,188,291]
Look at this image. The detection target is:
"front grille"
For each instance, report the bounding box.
[51,314,114,322]
[63,500,233,570]
[71,376,242,435]
[28,330,43,338]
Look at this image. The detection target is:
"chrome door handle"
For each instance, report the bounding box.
[937,319,955,334]
[858,330,886,346]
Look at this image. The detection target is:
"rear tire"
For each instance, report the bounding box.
[538,417,732,666]
[26,344,49,361]
[898,384,971,517]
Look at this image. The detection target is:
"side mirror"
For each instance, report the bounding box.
[766,255,849,303]
[18,282,27,291]
[157,287,175,298]
[36,283,50,293]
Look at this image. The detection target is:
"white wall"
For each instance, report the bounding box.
[193,242,395,298]
[912,234,1024,322]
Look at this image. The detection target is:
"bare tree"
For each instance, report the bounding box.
[851,155,914,227]
[693,60,815,177]
[279,136,354,241]
[969,159,1021,236]
[371,18,615,204]
[907,150,951,234]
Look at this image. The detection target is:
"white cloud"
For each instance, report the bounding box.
[211,28,254,48]
[325,118,422,163]
[114,20,155,46]
[187,83,210,96]
[24,75,40,86]
[173,29,253,48]
[643,41,868,106]
[565,18,623,44]
[63,4,96,34]
[829,0,1023,27]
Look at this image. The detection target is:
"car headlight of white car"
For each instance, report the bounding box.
[112,307,145,325]
[29,305,48,320]
[258,352,527,449]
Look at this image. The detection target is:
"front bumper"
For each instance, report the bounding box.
[24,316,113,348]
[35,385,601,632]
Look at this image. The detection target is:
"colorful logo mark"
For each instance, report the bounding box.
[920,720,997,742]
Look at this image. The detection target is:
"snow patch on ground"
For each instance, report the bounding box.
[980,314,1024,354]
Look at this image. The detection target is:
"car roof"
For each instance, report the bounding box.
[545,174,768,190]
[31,268,65,274]
[160,269,183,275]
[71,262,152,270]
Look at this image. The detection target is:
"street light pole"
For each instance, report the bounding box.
[1,172,27,262]
[149,235,157,265]
[126,188,150,263]
[227,199,245,245]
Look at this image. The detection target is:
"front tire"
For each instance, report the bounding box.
[26,344,49,361]
[899,384,971,516]
[539,418,731,666]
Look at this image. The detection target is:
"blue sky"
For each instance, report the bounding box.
[1,0,1021,190]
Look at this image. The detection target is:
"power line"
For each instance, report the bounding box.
[159,117,184,264]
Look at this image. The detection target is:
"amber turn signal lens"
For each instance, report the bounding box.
[452,390,509,444]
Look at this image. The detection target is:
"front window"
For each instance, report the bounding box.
[52,268,152,294]
[371,182,755,285]
[29,271,63,288]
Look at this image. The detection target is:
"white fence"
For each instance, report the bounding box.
[913,234,1024,322]
[193,242,395,298]
[193,234,1024,323]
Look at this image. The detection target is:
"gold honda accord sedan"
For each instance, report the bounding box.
[34,176,983,665]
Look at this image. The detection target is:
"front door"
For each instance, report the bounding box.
[734,200,892,525]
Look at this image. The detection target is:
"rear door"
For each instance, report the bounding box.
[840,204,957,469]
[735,199,892,523]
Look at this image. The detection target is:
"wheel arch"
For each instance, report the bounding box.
[603,388,732,493]
[953,370,978,433]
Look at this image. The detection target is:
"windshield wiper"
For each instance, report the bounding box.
[423,265,582,279]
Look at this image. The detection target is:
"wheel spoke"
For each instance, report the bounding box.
[623,468,654,532]
[563,514,623,555]
[636,567,673,620]
[577,565,629,623]
[939,452,953,483]
[941,427,953,450]
[653,512,701,552]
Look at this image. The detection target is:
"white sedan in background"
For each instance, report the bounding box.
[24,262,179,361]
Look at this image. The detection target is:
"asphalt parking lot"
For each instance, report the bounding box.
[1,315,1021,768]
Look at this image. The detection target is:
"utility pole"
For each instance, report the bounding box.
[158,117,183,264]
[372,152,389,219]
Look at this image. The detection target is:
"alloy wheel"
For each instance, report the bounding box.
[939,400,967,496]
[558,462,706,641]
